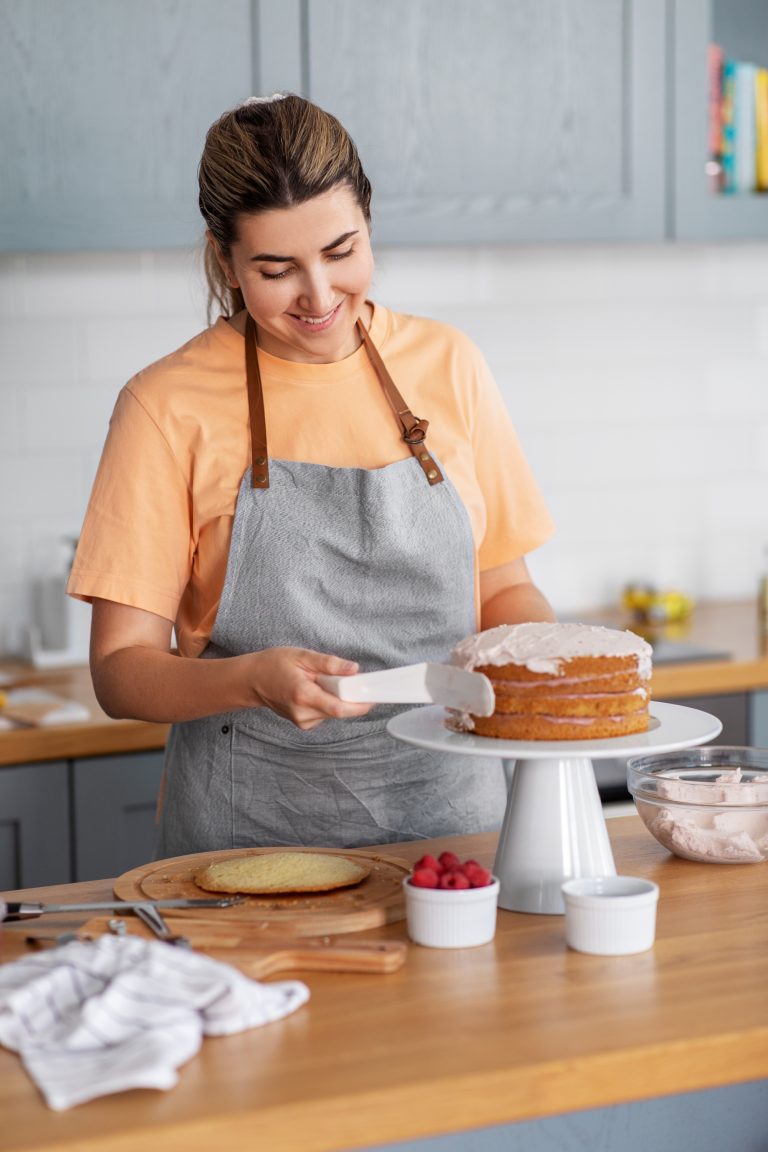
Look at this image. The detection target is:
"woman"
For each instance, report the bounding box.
[69,93,556,855]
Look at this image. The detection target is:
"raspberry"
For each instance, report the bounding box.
[438,850,461,872]
[413,854,442,875]
[438,870,471,890]
[463,863,493,888]
[462,859,481,870]
[410,867,440,888]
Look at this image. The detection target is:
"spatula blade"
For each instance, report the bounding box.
[317,663,494,715]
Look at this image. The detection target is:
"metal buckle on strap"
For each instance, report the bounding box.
[402,417,429,445]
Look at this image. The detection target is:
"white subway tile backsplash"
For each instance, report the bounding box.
[81,315,203,385]
[22,387,118,451]
[0,318,80,385]
[0,453,87,523]
[1,242,767,646]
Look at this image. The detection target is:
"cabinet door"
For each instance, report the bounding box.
[658,693,749,745]
[0,762,71,890]
[749,689,768,746]
[277,0,666,243]
[673,0,768,239]
[0,0,253,251]
[72,752,164,881]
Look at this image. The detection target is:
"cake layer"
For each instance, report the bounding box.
[490,687,649,719]
[471,711,650,742]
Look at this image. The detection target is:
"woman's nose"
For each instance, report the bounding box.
[296,270,335,315]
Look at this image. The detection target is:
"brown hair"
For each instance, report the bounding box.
[199,93,372,321]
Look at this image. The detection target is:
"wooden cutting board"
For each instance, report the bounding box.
[113,847,411,937]
[78,916,408,976]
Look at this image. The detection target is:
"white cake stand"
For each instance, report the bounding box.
[387,700,722,915]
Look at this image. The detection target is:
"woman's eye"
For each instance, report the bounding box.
[328,248,353,262]
[260,268,291,281]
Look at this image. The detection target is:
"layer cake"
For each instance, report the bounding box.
[451,621,652,741]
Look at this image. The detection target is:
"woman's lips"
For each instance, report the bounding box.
[289,300,343,332]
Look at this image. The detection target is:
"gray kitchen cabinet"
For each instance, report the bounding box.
[265,0,667,243]
[72,752,164,882]
[673,0,768,239]
[1,0,666,250]
[0,761,71,890]
[663,691,749,745]
[0,0,253,251]
[750,689,768,746]
[596,691,750,803]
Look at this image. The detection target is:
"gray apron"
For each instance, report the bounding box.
[156,319,505,855]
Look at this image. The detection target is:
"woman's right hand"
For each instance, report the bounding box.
[248,647,373,730]
[90,599,372,728]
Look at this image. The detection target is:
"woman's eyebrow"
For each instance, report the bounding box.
[250,230,359,263]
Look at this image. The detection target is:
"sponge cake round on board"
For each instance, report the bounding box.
[194,851,371,895]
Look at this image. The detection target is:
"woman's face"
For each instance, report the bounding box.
[215,184,374,364]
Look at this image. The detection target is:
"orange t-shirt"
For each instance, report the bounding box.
[69,302,554,656]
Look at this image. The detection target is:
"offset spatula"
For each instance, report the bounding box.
[1,898,243,922]
[317,663,494,716]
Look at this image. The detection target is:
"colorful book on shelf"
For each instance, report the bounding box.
[708,44,724,192]
[756,68,768,191]
[720,57,737,193]
[734,60,757,193]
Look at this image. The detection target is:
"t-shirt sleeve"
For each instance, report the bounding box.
[67,386,193,621]
[465,345,555,572]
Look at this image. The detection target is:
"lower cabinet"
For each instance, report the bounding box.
[596,691,754,804]
[750,690,768,747]
[0,751,165,892]
[72,752,165,882]
[0,761,71,890]
[658,692,749,745]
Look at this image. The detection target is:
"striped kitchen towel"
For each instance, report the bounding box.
[0,934,309,1110]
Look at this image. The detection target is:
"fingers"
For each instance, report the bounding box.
[249,647,373,729]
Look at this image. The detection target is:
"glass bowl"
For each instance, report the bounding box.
[626,746,768,864]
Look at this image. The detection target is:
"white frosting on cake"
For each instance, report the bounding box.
[451,622,652,678]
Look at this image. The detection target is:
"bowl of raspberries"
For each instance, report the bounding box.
[403,851,500,948]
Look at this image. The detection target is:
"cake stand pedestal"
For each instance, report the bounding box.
[387,700,722,915]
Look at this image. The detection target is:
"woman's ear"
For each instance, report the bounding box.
[205,230,239,289]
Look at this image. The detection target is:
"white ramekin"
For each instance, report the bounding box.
[402,876,500,948]
[561,875,659,956]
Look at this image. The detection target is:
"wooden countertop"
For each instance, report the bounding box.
[0,663,169,767]
[579,597,768,699]
[0,817,766,1152]
[1,597,767,767]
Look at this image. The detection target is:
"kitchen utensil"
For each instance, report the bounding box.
[402,875,500,949]
[133,905,191,948]
[561,876,659,955]
[113,848,411,936]
[25,933,91,947]
[1,897,243,922]
[317,662,494,715]
[627,746,768,863]
[82,915,408,975]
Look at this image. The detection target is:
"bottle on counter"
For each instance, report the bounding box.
[759,545,768,634]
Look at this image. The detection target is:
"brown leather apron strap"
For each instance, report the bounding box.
[245,314,269,488]
[243,311,444,489]
[356,321,444,487]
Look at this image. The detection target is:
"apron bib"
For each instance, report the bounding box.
[156,319,505,854]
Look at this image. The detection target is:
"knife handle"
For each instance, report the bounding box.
[2,903,43,921]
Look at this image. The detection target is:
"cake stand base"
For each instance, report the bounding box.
[494,757,615,914]
[387,701,722,916]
